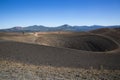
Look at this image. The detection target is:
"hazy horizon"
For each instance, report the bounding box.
[1,24,120,30]
[0,0,120,29]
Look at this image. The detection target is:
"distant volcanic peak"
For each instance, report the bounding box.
[92,25,102,26]
[59,24,72,27]
[12,26,23,30]
[13,26,23,28]
[90,25,104,28]
[29,25,46,28]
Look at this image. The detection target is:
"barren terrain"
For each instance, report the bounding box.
[0,28,120,79]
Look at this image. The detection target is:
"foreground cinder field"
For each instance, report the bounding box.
[0,60,120,80]
[0,28,120,80]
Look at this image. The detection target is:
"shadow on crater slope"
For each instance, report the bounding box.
[36,34,119,52]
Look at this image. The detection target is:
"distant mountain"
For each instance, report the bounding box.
[109,25,120,28]
[0,24,120,32]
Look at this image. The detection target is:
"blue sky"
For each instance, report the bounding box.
[0,0,120,29]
